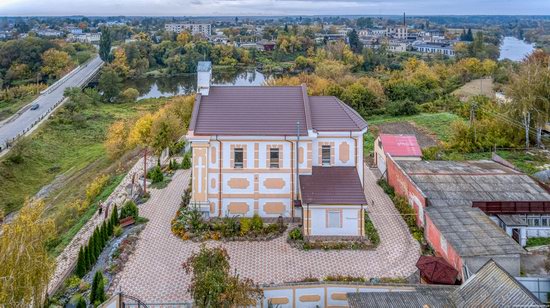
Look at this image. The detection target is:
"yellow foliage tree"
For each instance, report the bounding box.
[41,48,73,79]
[127,113,156,149]
[105,120,130,159]
[0,199,55,307]
[111,48,130,78]
[177,31,192,46]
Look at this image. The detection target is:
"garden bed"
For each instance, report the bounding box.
[171,185,287,242]
[286,212,380,251]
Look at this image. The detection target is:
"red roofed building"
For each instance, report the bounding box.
[186,61,369,237]
[374,134,422,176]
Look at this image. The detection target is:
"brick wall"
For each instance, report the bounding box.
[425,215,464,279]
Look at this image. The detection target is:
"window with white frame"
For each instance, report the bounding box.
[327,210,341,228]
[269,148,280,168]
[321,145,331,166]
[526,214,550,227]
[234,148,244,168]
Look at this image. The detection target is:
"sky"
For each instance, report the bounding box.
[0,0,548,16]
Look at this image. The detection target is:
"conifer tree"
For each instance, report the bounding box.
[76,247,85,277]
[102,222,108,244]
[90,271,106,306]
[113,204,119,225]
[84,245,91,271]
[107,218,114,237]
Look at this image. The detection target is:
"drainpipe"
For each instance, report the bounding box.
[295,121,300,219]
[284,136,295,211]
[216,135,223,217]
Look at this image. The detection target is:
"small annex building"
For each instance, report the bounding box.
[374,134,421,176]
[347,260,542,308]
[386,156,550,278]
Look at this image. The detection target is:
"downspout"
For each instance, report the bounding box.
[295,121,301,219]
[216,135,223,217]
[360,204,364,238]
[284,136,295,211]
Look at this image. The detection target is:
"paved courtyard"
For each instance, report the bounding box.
[112,167,420,303]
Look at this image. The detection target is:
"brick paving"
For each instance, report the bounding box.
[112,166,420,303]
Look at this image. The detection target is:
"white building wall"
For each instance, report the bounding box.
[309,206,361,236]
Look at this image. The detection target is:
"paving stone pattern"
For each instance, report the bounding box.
[112,167,420,303]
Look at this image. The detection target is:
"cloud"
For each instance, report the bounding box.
[0,0,547,16]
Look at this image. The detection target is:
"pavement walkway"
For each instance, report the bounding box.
[112,166,420,303]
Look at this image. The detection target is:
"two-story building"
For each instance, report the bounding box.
[186,62,369,237]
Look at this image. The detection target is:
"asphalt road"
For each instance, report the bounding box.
[0,55,103,151]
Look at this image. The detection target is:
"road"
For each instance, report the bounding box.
[0,55,104,152]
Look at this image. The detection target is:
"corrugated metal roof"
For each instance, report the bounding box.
[347,286,456,308]
[379,134,422,157]
[190,86,368,136]
[449,260,542,307]
[347,260,542,308]
[300,167,367,205]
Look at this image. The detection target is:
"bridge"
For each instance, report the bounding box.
[0,55,104,154]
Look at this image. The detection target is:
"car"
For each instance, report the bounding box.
[30,104,39,110]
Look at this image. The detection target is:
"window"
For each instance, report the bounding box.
[234,148,243,168]
[269,148,280,168]
[327,210,341,228]
[322,145,331,166]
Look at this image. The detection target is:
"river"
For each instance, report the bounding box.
[499,36,536,61]
[124,69,275,99]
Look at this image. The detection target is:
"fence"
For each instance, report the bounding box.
[516,276,550,303]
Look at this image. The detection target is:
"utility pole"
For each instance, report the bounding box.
[470,102,478,143]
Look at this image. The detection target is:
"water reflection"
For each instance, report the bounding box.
[499,37,536,62]
[124,69,274,99]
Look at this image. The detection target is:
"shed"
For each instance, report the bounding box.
[374,134,421,176]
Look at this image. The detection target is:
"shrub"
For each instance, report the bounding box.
[377,179,395,198]
[219,216,240,238]
[386,100,419,116]
[250,214,263,232]
[120,200,139,221]
[181,152,192,169]
[288,227,303,241]
[86,174,110,202]
[147,166,164,183]
[113,225,123,237]
[120,87,139,103]
[364,213,380,246]
[240,217,252,236]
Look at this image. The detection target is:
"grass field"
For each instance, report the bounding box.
[363,112,463,155]
[0,89,41,121]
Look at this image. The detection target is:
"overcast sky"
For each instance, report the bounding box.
[0,0,548,16]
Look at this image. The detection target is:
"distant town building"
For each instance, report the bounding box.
[165,23,211,37]
[414,43,455,56]
[256,39,276,51]
[36,29,63,37]
[386,25,408,40]
[67,32,101,44]
[66,27,83,35]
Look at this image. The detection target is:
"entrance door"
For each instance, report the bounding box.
[512,228,520,243]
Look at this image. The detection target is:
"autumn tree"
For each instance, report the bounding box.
[0,199,55,307]
[111,48,130,78]
[183,245,262,308]
[98,66,123,103]
[99,27,112,61]
[177,31,192,46]
[41,48,73,79]
[151,110,184,165]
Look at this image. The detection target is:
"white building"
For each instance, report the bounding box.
[165,23,211,37]
[187,61,369,238]
[415,43,455,56]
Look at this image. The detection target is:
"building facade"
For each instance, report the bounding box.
[187,62,368,237]
[165,23,211,37]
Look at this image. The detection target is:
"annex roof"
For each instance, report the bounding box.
[189,86,368,136]
[396,160,550,207]
[299,167,367,205]
[347,260,541,308]
[379,134,422,157]
[427,206,524,257]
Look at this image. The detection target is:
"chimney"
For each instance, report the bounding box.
[197,61,212,96]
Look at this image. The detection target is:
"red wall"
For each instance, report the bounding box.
[425,215,464,279]
[386,155,427,226]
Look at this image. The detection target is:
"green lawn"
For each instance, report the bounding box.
[363,112,463,155]
[526,237,550,248]
[0,91,40,121]
[0,98,166,215]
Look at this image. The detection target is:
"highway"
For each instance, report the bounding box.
[0,55,104,152]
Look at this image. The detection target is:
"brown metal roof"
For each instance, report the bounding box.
[189,86,368,136]
[309,96,368,132]
[300,167,367,205]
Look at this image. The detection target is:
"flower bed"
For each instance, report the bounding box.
[287,226,377,251]
[171,185,287,241]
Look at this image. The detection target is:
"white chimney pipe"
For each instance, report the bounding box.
[197,61,212,96]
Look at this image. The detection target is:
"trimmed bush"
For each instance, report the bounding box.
[288,227,303,241]
[181,152,192,169]
[240,218,251,236]
[147,166,164,183]
[250,214,263,232]
[120,200,139,221]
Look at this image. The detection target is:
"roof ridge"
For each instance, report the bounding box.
[301,84,313,131]
[334,97,366,130]
[188,93,202,132]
